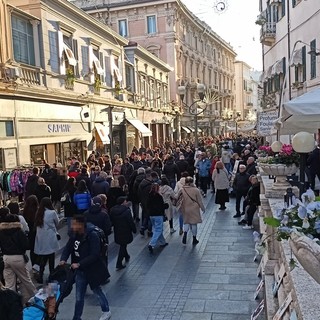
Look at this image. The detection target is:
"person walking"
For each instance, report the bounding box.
[22,195,39,268]
[162,156,179,189]
[212,161,230,210]
[61,177,78,231]
[147,184,169,253]
[0,211,36,304]
[60,215,111,320]
[159,176,176,234]
[34,177,51,203]
[34,197,60,284]
[91,172,110,197]
[178,177,205,245]
[110,196,136,270]
[73,180,92,214]
[196,152,212,197]
[174,171,188,235]
[232,164,251,218]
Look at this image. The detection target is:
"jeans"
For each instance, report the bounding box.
[169,179,176,190]
[149,216,166,247]
[224,163,231,173]
[73,270,109,320]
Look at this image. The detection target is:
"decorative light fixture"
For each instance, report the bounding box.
[292,131,315,197]
[271,141,283,153]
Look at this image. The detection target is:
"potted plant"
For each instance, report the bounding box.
[258,144,300,187]
[65,67,75,86]
[94,75,101,91]
[264,189,320,283]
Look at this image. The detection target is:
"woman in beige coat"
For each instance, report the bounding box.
[178,176,205,245]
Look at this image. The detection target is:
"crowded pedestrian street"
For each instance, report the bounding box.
[56,196,260,320]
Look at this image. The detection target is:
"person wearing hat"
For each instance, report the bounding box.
[109,196,137,270]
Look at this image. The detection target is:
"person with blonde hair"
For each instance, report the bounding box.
[212,161,230,210]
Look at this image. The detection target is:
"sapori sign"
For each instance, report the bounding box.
[257,110,278,136]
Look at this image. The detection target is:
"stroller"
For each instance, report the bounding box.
[23,264,75,320]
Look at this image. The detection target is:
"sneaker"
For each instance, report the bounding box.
[242,225,253,230]
[170,228,176,234]
[99,310,111,320]
[116,264,126,271]
[233,214,241,218]
[238,219,247,225]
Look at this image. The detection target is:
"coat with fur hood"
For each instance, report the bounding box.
[179,185,205,224]
[0,221,29,255]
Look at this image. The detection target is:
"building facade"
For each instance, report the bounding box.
[258,0,320,114]
[0,0,173,169]
[72,0,237,138]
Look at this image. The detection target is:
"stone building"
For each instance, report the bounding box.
[72,0,237,138]
[0,0,173,168]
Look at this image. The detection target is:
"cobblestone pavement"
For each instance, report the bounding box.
[55,195,260,320]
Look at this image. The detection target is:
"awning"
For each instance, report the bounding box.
[95,123,110,144]
[126,119,152,137]
[271,59,284,75]
[63,44,77,66]
[187,126,195,132]
[291,48,303,66]
[265,65,273,79]
[93,55,104,75]
[198,128,203,133]
[181,126,191,133]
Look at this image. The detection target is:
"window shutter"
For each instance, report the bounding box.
[81,45,90,81]
[48,30,60,73]
[104,55,112,87]
[302,46,306,82]
[72,39,80,78]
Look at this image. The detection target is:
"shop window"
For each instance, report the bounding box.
[30,145,46,165]
[0,121,14,137]
[11,15,35,66]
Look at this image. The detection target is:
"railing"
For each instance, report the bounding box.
[260,22,276,45]
[19,65,41,86]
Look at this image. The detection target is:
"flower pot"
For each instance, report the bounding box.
[259,163,298,189]
[289,232,320,284]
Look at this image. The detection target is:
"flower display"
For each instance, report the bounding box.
[258,144,300,167]
[264,189,320,243]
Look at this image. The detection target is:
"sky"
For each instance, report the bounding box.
[181,0,262,71]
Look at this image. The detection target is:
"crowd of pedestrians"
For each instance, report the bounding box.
[0,135,264,320]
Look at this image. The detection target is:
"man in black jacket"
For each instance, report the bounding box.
[162,156,180,189]
[233,165,251,218]
[60,215,111,320]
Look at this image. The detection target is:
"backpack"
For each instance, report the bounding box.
[92,226,108,257]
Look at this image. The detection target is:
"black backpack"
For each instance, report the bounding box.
[92,226,108,257]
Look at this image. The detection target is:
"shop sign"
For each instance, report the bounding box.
[3,148,17,169]
[18,121,90,137]
[257,110,278,136]
[48,124,71,133]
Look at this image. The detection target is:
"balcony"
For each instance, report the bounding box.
[260,22,276,46]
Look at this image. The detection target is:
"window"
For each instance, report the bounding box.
[280,0,285,18]
[118,19,128,37]
[11,15,35,65]
[302,45,306,82]
[147,15,157,34]
[0,121,14,137]
[310,39,316,79]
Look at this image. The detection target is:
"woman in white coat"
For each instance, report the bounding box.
[159,176,176,233]
[212,161,230,210]
[34,197,60,283]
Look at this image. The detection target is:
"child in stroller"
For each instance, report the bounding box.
[23,264,75,320]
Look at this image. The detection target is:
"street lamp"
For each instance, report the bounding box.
[292,131,315,197]
[178,83,206,149]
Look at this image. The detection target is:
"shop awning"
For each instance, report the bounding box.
[126,119,152,137]
[63,44,77,66]
[187,126,195,132]
[95,123,110,144]
[181,126,191,133]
